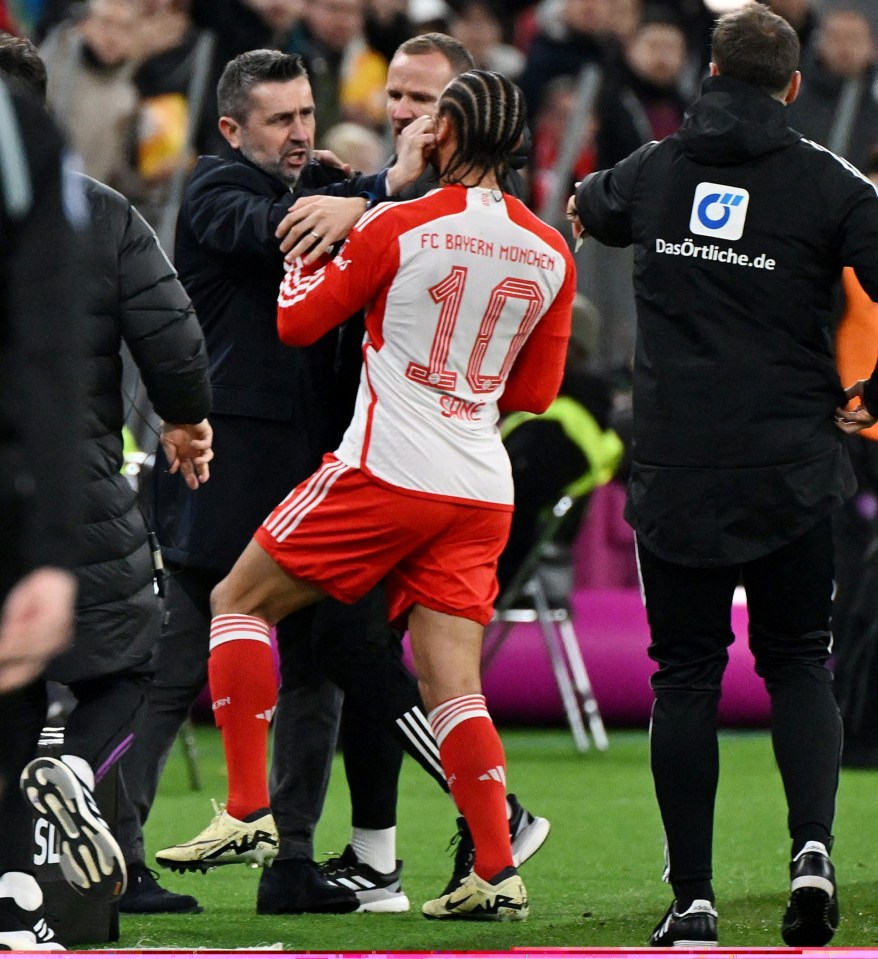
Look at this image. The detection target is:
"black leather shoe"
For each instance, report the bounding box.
[781,841,839,946]
[257,858,359,915]
[649,899,718,946]
[120,862,202,914]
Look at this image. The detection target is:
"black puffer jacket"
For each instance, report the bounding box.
[48,176,211,684]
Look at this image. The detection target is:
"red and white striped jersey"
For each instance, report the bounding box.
[277,184,575,508]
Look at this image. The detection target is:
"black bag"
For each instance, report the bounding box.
[30,729,120,945]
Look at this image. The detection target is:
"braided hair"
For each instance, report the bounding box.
[436,69,526,188]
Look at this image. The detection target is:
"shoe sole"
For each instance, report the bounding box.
[356,893,411,913]
[20,757,127,902]
[656,939,718,947]
[256,899,359,915]
[157,838,278,873]
[0,933,66,952]
[423,904,530,922]
[156,848,277,874]
[119,903,204,915]
[512,816,551,867]
[782,888,839,946]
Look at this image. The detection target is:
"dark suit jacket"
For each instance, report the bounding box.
[155,149,387,569]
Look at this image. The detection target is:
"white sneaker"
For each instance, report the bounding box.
[156,801,278,873]
[0,872,65,951]
[321,845,409,913]
[20,757,126,902]
[423,867,528,921]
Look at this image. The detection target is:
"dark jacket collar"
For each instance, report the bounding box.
[676,74,800,165]
[201,144,346,194]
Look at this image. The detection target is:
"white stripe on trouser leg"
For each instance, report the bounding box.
[634,538,647,607]
[395,709,444,777]
[209,614,272,651]
[428,695,490,748]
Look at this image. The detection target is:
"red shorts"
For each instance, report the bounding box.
[254,455,512,625]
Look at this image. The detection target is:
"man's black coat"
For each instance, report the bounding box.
[156,150,386,570]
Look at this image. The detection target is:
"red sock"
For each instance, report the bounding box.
[429,694,512,882]
[208,614,277,820]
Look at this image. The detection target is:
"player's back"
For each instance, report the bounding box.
[336,184,574,507]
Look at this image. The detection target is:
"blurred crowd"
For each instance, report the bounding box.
[0,1,869,237]
[0,0,875,354]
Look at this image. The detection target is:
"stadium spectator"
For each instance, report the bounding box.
[606,0,642,45]
[529,74,598,213]
[595,5,690,169]
[569,2,878,946]
[111,0,221,233]
[517,0,616,122]
[364,0,413,63]
[448,0,524,78]
[289,0,387,134]
[786,8,878,173]
[38,0,141,183]
[321,120,385,173]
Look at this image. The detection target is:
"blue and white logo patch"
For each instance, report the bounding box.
[689,182,749,241]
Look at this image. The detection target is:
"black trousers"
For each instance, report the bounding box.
[637,517,842,892]
[0,680,46,874]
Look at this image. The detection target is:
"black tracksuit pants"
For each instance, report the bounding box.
[637,518,842,903]
[0,680,46,875]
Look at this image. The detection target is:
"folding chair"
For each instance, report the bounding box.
[482,495,609,753]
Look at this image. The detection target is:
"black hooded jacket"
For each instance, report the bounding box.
[576,75,878,566]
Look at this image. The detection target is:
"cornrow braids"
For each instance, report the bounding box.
[436,70,525,188]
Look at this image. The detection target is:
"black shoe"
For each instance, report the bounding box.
[781,841,839,946]
[507,794,551,867]
[649,899,718,947]
[256,858,359,915]
[0,875,65,951]
[120,862,202,914]
[320,845,409,913]
[441,816,474,897]
[440,795,551,896]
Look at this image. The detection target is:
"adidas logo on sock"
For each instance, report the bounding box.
[255,708,276,722]
[478,766,507,786]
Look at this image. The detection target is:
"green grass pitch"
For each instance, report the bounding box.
[103,725,878,951]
